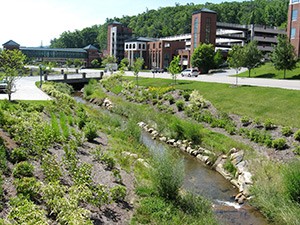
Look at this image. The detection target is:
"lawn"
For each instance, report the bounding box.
[238,62,300,79]
[125,77,300,128]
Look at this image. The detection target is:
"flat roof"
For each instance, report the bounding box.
[20,47,87,53]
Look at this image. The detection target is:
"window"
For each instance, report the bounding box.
[125,44,128,49]
[292,9,298,21]
[193,17,199,49]
[133,44,136,49]
[205,18,211,43]
[143,44,146,49]
[292,0,299,3]
[291,28,296,39]
[139,43,141,49]
[153,43,155,48]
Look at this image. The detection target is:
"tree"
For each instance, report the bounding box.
[133,58,144,87]
[120,58,130,72]
[271,35,297,79]
[102,56,117,74]
[213,49,223,69]
[91,59,100,68]
[74,59,83,69]
[0,49,26,101]
[168,55,181,86]
[242,41,263,77]
[191,43,215,74]
[228,45,244,85]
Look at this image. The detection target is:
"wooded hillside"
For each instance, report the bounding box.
[50,0,288,52]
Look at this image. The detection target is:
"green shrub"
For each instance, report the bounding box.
[294,129,300,141]
[272,138,287,150]
[0,145,8,174]
[223,158,237,176]
[176,100,185,111]
[225,125,236,135]
[168,96,175,105]
[10,147,28,163]
[293,145,300,155]
[14,177,41,200]
[241,116,250,125]
[264,119,276,130]
[110,185,127,201]
[282,160,300,204]
[281,126,293,137]
[41,154,62,182]
[83,122,98,142]
[151,151,184,201]
[100,153,116,170]
[183,92,190,101]
[13,161,34,178]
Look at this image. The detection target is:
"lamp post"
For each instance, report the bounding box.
[39,64,44,88]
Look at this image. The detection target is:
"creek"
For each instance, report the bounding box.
[140,131,269,225]
[74,94,269,225]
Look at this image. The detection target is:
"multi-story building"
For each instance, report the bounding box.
[288,0,300,56]
[107,21,132,62]
[119,8,286,70]
[2,40,101,67]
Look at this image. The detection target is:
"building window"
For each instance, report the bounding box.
[143,44,146,49]
[126,44,128,49]
[133,44,136,49]
[139,43,141,49]
[205,17,211,43]
[292,9,298,21]
[193,17,199,49]
[159,42,162,48]
[292,0,299,3]
[153,43,155,48]
[291,27,296,39]
[129,44,132,49]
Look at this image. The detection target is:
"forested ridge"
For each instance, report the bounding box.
[50,0,288,52]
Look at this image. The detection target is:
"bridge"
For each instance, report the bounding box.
[43,71,105,89]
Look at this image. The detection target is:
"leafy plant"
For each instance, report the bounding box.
[10,147,29,164]
[176,100,185,111]
[281,126,293,137]
[83,122,98,141]
[110,185,127,201]
[241,116,251,125]
[14,177,41,200]
[294,129,300,141]
[13,161,34,178]
[282,160,300,204]
[264,119,276,130]
[223,158,237,176]
[272,138,287,150]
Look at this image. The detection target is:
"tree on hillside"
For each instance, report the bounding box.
[168,55,181,86]
[271,35,297,79]
[191,43,215,74]
[0,49,26,101]
[242,41,263,77]
[133,58,144,87]
[228,45,244,86]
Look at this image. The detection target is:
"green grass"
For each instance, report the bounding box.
[238,62,300,79]
[124,77,300,128]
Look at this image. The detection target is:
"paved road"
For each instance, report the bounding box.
[0,68,299,101]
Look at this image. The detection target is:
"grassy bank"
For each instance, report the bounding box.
[124,76,300,128]
[238,62,300,79]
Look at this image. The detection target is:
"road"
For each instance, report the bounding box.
[0,68,299,101]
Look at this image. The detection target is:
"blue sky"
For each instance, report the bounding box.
[0,0,245,47]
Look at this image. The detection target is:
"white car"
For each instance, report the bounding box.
[181,68,199,77]
[0,80,8,93]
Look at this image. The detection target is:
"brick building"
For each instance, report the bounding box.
[288,0,300,56]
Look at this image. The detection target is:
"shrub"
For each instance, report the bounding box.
[0,145,8,174]
[13,161,34,178]
[281,126,293,137]
[282,160,300,204]
[151,151,184,201]
[83,122,98,142]
[10,147,28,163]
[168,96,175,105]
[294,129,300,141]
[272,138,287,150]
[41,154,62,182]
[110,185,127,201]
[241,116,251,126]
[14,177,41,200]
[223,158,237,176]
[264,119,276,130]
[183,92,190,101]
[293,145,300,155]
[176,100,185,111]
[100,153,116,170]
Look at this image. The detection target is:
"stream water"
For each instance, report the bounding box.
[140,131,269,225]
[74,94,269,225]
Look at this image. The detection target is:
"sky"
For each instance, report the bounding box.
[0,0,244,47]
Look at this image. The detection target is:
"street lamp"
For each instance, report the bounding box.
[39,64,44,88]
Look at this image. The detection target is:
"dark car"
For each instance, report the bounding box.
[151,67,164,73]
[0,80,7,93]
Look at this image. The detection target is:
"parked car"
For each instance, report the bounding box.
[181,68,199,77]
[0,80,8,93]
[151,67,164,73]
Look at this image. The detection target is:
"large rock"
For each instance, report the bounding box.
[231,151,244,165]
